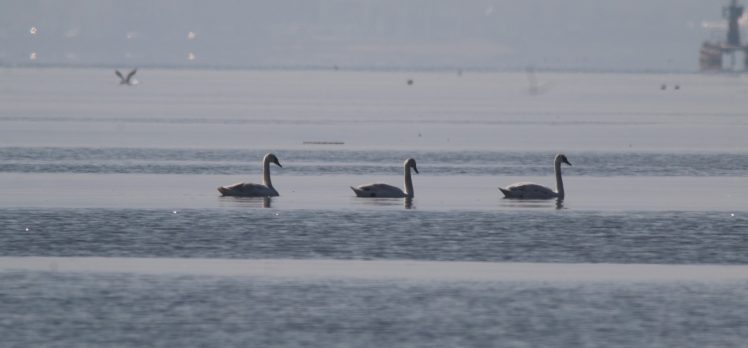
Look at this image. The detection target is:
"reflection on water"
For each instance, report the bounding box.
[218,196,272,208]
[498,197,564,210]
[351,197,415,209]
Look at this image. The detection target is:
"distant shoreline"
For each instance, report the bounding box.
[0,63,703,75]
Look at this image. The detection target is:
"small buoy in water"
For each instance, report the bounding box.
[25,227,29,231]
[407,79,414,85]
[173,211,178,214]
[660,84,667,90]
[674,85,680,90]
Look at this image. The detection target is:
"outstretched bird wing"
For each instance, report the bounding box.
[125,69,137,83]
[115,70,124,82]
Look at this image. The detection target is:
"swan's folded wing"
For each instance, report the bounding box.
[503,182,556,199]
[505,182,540,190]
[218,182,277,196]
[351,183,405,197]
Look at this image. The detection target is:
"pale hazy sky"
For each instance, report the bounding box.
[0,0,739,71]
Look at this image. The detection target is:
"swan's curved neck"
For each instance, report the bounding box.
[554,160,564,200]
[403,165,414,198]
[262,157,273,188]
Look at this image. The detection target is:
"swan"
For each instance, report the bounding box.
[499,154,571,200]
[115,68,137,85]
[218,153,282,197]
[351,158,419,198]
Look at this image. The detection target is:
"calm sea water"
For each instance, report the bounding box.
[2,271,747,348]
[2,147,748,176]
[2,209,747,264]
[1,68,748,347]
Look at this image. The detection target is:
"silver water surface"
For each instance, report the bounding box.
[3,68,748,347]
[2,209,746,264]
[1,147,747,176]
[1,272,747,348]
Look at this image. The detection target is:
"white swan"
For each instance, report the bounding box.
[218,153,282,197]
[351,158,419,198]
[499,154,571,200]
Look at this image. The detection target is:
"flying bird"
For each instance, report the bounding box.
[115,69,138,85]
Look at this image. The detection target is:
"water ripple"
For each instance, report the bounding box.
[2,208,746,264]
[1,147,746,176]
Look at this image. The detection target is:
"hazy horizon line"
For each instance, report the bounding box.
[1,62,704,75]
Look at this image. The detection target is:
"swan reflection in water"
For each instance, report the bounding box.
[218,196,272,208]
[352,197,415,210]
[499,197,565,210]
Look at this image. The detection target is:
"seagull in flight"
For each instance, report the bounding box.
[115,68,138,85]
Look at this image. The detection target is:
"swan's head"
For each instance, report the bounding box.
[265,153,282,168]
[555,154,571,166]
[404,158,419,174]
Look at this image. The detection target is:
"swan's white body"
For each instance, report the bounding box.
[218,153,282,197]
[351,158,419,198]
[499,154,571,200]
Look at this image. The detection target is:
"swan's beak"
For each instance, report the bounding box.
[413,166,419,174]
[563,159,572,166]
[275,161,283,168]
